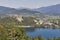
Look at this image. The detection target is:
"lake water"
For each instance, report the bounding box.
[26,28,60,38]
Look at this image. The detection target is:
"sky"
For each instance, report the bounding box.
[0,0,60,9]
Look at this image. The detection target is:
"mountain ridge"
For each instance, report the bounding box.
[0,6,40,15]
[0,4,60,16]
[33,4,60,15]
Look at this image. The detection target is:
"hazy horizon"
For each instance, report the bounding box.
[0,0,60,9]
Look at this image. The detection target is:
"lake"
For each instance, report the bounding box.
[26,28,60,38]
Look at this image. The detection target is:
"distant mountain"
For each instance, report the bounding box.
[0,6,19,15]
[17,9,40,14]
[34,4,60,15]
[0,4,60,16]
[0,6,40,16]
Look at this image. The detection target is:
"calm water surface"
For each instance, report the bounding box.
[26,28,60,38]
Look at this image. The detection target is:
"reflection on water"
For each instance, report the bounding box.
[26,28,60,38]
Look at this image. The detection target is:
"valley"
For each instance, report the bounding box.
[0,4,60,40]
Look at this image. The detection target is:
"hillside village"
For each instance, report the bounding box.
[14,15,60,28]
[0,15,60,28]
